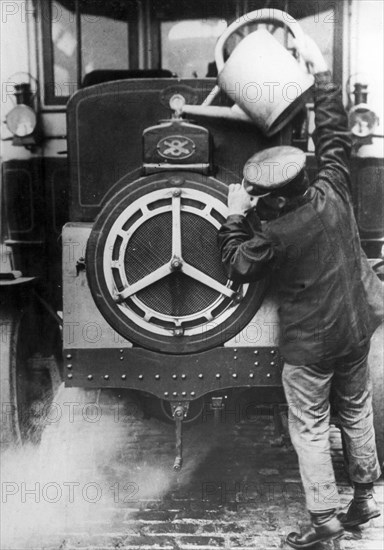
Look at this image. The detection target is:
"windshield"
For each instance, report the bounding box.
[42,0,336,105]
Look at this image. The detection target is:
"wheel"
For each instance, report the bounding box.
[0,301,62,446]
[368,322,384,468]
[86,172,268,354]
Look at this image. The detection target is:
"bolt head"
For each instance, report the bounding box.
[171,259,182,271]
[232,292,243,304]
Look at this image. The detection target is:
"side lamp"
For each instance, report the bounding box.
[5,82,42,148]
[348,83,379,140]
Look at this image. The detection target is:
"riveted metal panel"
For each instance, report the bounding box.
[64,346,283,400]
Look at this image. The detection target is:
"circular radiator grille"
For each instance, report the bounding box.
[86,173,267,354]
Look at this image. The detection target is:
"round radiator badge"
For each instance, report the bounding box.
[157,135,195,160]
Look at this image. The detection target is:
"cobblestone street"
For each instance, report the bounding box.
[1,387,383,550]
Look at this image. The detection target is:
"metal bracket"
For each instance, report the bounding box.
[210,396,225,425]
[171,401,190,471]
[76,257,86,275]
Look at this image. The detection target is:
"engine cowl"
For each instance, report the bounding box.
[86,171,267,354]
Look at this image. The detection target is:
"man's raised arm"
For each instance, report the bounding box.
[297,35,353,198]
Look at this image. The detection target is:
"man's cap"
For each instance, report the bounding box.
[243,146,306,196]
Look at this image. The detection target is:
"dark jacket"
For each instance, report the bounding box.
[218,72,384,364]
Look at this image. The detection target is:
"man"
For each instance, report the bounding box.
[218,35,383,548]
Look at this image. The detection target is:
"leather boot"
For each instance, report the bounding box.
[286,509,344,549]
[339,482,381,528]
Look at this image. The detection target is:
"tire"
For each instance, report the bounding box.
[86,171,268,354]
[0,301,62,446]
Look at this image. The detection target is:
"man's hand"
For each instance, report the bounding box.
[293,34,328,75]
[227,183,253,216]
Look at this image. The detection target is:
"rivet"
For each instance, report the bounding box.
[270,350,275,355]
[181,374,186,379]
[270,361,275,366]
[198,373,203,378]
[67,364,72,369]
[119,349,123,353]
[66,354,72,359]
[182,391,187,396]
[172,374,177,379]
[253,350,258,355]
[173,188,181,197]
[67,373,73,379]
[121,374,127,380]
[155,374,160,379]
[173,392,177,396]
[234,348,237,352]
[87,374,93,380]
[104,374,109,380]
[138,374,143,380]
[216,373,221,379]
[120,356,123,361]
[232,373,237,378]
[266,373,271,378]
[191,391,196,396]
[249,373,254,378]
[234,356,237,360]
[164,392,169,396]
[254,361,259,366]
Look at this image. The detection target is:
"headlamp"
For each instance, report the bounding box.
[6,104,37,137]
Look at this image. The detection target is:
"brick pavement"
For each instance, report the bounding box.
[1,388,383,550]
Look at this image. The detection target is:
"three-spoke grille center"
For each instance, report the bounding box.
[124,212,225,316]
